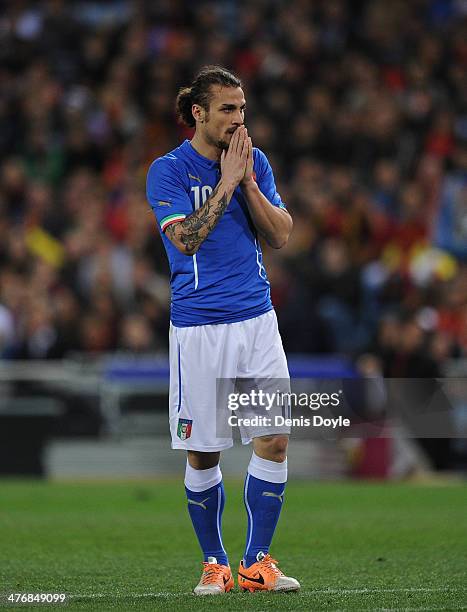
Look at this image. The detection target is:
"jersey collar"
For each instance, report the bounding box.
[182,140,220,170]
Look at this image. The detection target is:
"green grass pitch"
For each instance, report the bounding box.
[1,480,466,611]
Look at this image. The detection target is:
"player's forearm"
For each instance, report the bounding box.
[241,181,293,248]
[166,179,236,255]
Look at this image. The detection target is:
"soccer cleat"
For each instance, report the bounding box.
[238,551,300,592]
[193,557,234,595]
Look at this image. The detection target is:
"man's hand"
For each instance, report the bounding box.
[220,126,248,189]
[240,131,254,187]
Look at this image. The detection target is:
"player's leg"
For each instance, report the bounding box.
[236,311,300,592]
[238,435,298,592]
[243,434,288,568]
[185,450,234,595]
[168,323,236,594]
[185,452,224,566]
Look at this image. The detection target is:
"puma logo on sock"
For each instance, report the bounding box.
[188,496,210,510]
[262,491,283,503]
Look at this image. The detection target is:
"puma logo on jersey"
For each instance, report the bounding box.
[187,496,210,510]
[262,491,284,503]
[188,173,202,182]
[157,200,172,207]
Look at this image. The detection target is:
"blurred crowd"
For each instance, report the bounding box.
[1,0,467,376]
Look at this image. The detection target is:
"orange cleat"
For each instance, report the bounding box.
[193,557,234,596]
[238,552,300,592]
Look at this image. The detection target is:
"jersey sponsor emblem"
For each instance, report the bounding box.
[158,200,172,207]
[177,418,193,440]
[188,173,202,182]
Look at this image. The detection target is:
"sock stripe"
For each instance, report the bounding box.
[216,486,227,558]
[244,473,254,558]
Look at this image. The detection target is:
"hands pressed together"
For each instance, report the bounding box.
[220,126,254,189]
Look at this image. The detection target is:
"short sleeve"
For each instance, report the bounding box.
[146,158,193,232]
[253,148,287,210]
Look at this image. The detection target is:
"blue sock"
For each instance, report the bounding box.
[243,473,286,568]
[185,481,228,566]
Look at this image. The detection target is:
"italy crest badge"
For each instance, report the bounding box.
[177,418,193,440]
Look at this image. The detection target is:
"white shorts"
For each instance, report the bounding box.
[169,310,291,451]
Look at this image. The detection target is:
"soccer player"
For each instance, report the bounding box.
[146,66,300,595]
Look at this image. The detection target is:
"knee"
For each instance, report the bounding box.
[187,450,220,469]
[255,435,288,462]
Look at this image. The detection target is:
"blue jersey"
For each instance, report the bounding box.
[146,139,286,327]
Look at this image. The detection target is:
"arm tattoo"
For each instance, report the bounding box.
[166,184,230,255]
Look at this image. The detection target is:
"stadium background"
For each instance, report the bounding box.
[1,1,467,609]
